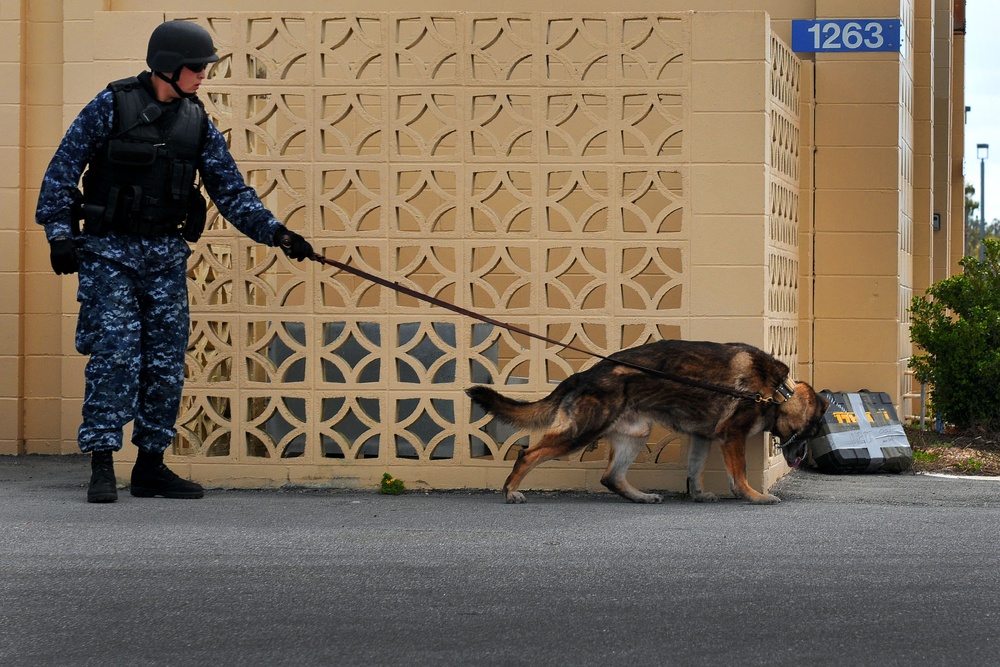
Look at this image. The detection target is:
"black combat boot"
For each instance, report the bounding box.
[87,450,118,503]
[130,448,204,499]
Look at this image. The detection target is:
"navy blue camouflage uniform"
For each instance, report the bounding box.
[36,73,283,455]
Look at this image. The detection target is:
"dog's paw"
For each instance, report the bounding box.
[691,491,719,503]
[635,493,663,504]
[750,493,781,505]
[504,491,527,504]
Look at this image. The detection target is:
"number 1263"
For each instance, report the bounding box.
[791,19,903,53]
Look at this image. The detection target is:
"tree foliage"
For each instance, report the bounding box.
[909,238,1000,430]
[965,181,1000,258]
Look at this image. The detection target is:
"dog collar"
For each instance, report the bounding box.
[775,379,796,401]
[775,431,799,450]
[756,378,796,405]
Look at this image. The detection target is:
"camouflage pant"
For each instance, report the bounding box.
[75,252,189,453]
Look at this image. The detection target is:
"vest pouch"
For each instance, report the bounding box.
[182,189,207,243]
[169,160,196,203]
[81,203,111,236]
[106,139,158,167]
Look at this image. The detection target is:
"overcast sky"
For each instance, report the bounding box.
[963,0,998,223]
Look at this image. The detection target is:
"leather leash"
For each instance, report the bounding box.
[305,251,784,405]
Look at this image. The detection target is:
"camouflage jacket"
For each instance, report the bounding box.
[35,75,282,271]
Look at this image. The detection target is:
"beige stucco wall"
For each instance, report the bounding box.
[3,1,964,496]
[0,3,24,456]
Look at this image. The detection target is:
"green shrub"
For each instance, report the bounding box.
[908,238,1000,430]
[379,472,405,495]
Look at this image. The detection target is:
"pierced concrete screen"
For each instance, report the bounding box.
[172,11,800,491]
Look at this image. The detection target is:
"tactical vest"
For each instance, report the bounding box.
[81,76,205,238]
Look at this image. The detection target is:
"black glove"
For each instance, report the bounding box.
[274,225,314,262]
[49,236,79,275]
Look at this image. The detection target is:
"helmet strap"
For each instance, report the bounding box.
[154,68,193,99]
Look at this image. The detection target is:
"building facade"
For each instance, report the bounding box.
[2,0,965,495]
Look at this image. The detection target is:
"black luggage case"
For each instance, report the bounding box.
[807,391,913,474]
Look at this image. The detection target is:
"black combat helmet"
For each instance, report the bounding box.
[146,20,219,73]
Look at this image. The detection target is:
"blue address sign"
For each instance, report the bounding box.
[791,19,904,53]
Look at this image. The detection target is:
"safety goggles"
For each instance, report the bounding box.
[184,62,210,73]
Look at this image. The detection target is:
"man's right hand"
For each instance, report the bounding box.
[49,236,78,275]
[274,225,315,262]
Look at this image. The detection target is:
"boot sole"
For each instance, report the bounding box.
[87,492,118,503]
[130,486,204,499]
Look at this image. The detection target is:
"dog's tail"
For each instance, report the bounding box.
[466,385,561,429]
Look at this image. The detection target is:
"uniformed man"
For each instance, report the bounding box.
[36,20,315,503]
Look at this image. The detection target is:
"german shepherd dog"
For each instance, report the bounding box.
[467,340,829,505]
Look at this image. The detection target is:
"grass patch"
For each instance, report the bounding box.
[905,426,1000,476]
[912,448,942,464]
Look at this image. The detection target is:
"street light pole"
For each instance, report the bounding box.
[977,143,989,260]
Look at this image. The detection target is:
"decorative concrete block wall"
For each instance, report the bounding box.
[92,10,797,492]
[8,0,963,495]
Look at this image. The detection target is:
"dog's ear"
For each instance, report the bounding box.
[776,382,820,429]
[789,383,829,427]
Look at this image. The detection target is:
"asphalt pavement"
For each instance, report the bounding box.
[2,454,999,666]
